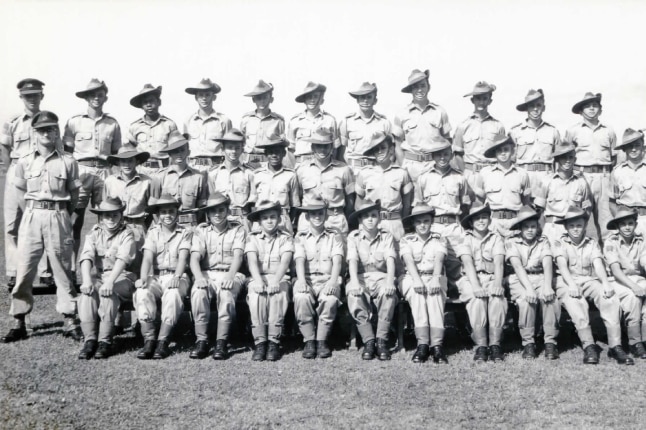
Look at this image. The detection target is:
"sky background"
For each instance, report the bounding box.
[1,0,645,138]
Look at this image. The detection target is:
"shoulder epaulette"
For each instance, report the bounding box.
[349,230,360,238]
[242,110,256,118]
[290,112,305,121]
[510,122,523,129]
[270,112,284,120]
[345,112,357,119]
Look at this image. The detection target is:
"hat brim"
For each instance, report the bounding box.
[401,76,427,94]
[402,208,435,227]
[348,202,381,224]
[554,212,589,225]
[515,95,544,112]
[107,151,150,165]
[616,136,644,150]
[460,206,491,228]
[572,96,601,114]
[257,141,289,149]
[297,204,327,212]
[159,141,189,153]
[606,213,638,230]
[295,85,326,103]
[349,89,377,98]
[509,213,540,231]
[32,121,58,129]
[185,85,221,95]
[20,89,43,95]
[553,147,576,158]
[196,200,231,212]
[244,89,271,97]
[483,140,513,159]
[75,85,107,99]
[463,90,494,98]
[247,204,282,222]
[130,87,162,108]
[149,201,181,210]
[89,205,126,214]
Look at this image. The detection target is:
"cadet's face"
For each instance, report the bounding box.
[195,91,215,109]
[312,143,332,160]
[413,214,433,235]
[85,90,107,109]
[35,126,58,147]
[158,206,178,227]
[565,217,586,240]
[20,93,43,111]
[306,208,327,228]
[556,153,576,171]
[141,95,161,115]
[370,140,392,163]
[495,143,514,163]
[520,219,539,241]
[471,93,492,111]
[360,209,380,231]
[207,206,228,225]
[168,145,189,166]
[304,91,324,110]
[223,141,243,162]
[357,93,377,109]
[410,80,430,100]
[252,93,273,110]
[259,211,279,232]
[526,99,545,120]
[431,147,453,168]
[624,140,645,161]
[100,211,123,230]
[265,146,285,167]
[581,102,601,121]
[471,212,491,232]
[118,158,137,176]
[618,218,637,239]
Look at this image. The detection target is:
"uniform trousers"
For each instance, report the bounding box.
[246,275,290,344]
[191,270,245,341]
[78,272,135,343]
[581,170,610,241]
[610,275,646,345]
[347,271,397,342]
[133,273,190,340]
[508,273,560,346]
[293,274,342,341]
[431,222,463,292]
[399,273,447,346]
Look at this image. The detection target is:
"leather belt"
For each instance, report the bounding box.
[434,215,458,224]
[521,162,552,172]
[380,211,401,220]
[417,270,436,275]
[476,270,493,275]
[619,205,646,215]
[142,159,169,169]
[190,156,224,166]
[78,158,110,168]
[125,216,147,224]
[464,162,491,172]
[525,268,543,274]
[404,152,433,162]
[545,215,563,223]
[246,153,267,163]
[26,200,66,210]
[491,209,517,220]
[295,154,314,163]
[229,207,248,216]
[347,158,375,167]
[576,165,611,173]
[209,267,229,272]
[156,269,176,276]
[327,206,345,216]
[178,213,197,224]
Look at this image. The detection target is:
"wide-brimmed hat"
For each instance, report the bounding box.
[148,194,181,210]
[185,78,221,95]
[401,69,429,93]
[606,209,639,230]
[516,89,544,111]
[17,78,45,94]
[247,200,282,222]
[107,145,150,165]
[31,111,58,129]
[571,92,602,114]
[362,131,393,156]
[159,132,189,153]
[554,206,589,225]
[483,134,514,158]
[425,137,453,154]
[130,83,162,108]
[348,199,381,224]
[256,128,289,149]
[297,195,328,212]
[464,81,496,97]
[89,196,125,214]
[215,129,245,144]
[552,141,577,158]
[244,80,273,97]
[75,78,108,98]
[403,204,435,228]
[295,81,326,103]
[304,127,335,145]
[349,82,377,98]
[616,128,644,150]
[196,192,231,212]
[461,203,491,228]
[509,206,541,230]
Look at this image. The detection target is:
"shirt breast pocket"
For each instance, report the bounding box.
[272,185,289,203]
[373,251,385,264]
[483,179,503,204]
[182,189,197,208]
[296,129,311,139]
[302,178,318,193]
[75,132,93,143]
[136,132,149,143]
[404,122,418,136]
[25,169,43,191]
[13,132,30,147]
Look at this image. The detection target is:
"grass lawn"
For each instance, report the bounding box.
[2,172,646,429]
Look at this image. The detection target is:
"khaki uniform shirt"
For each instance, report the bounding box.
[347,229,397,273]
[207,163,256,208]
[14,149,81,201]
[610,161,646,207]
[456,230,505,274]
[564,121,616,166]
[63,113,122,160]
[153,165,208,211]
[287,110,338,156]
[604,233,646,276]
[191,222,246,271]
[294,228,345,275]
[414,166,470,215]
[473,164,531,211]
[183,110,232,157]
[103,173,152,218]
[128,115,178,159]
[504,234,552,273]
[240,111,285,154]
[253,167,300,209]
[552,235,603,278]
[0,112,38,159]
[453,114,506,164]
[509,120,560,165]
[296,159,354,208]
[355,164,412,213]
[338,111,391,159]
[399,232,447,273]
[79,223,136,273]
[394,102,451,154]
[244,229,294,275]
[142,224,192,272]
[534,172,593,217]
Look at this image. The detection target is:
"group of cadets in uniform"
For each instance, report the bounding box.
[2,70,646,367]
